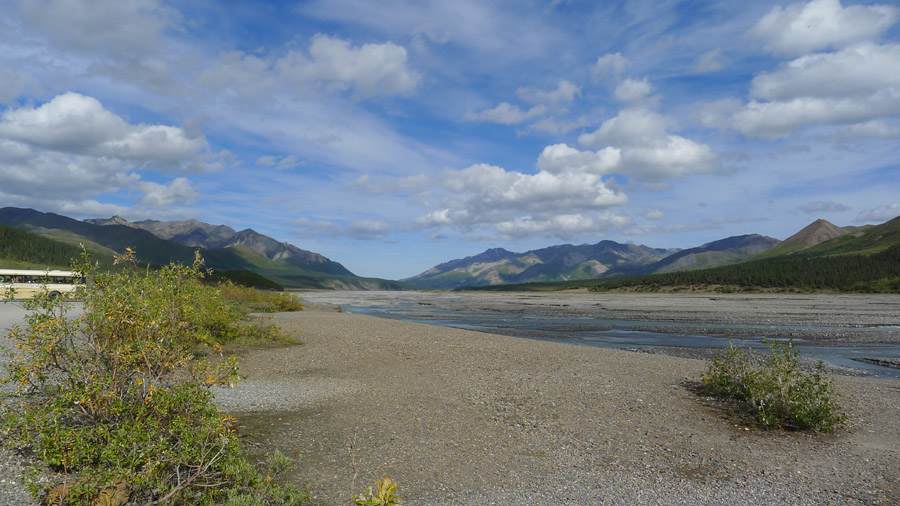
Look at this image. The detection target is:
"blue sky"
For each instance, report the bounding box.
[1,0,899,279]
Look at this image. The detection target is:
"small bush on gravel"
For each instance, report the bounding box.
[354,475,401,505]
[0,249,307,505]
[702,339,846,432]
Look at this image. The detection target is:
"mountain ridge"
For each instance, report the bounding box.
[1,207,406,290]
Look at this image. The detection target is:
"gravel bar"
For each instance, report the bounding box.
[225,305,900,506]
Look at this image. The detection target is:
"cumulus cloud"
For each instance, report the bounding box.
[387,162,628,237]
[0,93,215,213]
[643,209,665,220]
[856,203,900,223]
[578,109,671,148]
[592,52,630,81]
[614,78,654,102]
[750,43,900,101]
[702,14,900,139]
[197,34,420,99]
[578,109,718,179]
[137,177,196,208]
[536,144,620,175]
[466,79,580,126]
[800,201,849,213]
[749,0,899,57]
[0,93,213,169]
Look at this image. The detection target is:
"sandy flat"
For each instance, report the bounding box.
[221,305,900,505]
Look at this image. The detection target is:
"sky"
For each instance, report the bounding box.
[1,0,899,280]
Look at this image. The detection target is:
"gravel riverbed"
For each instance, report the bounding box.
[1,295,899,505]
[222,303,900,505]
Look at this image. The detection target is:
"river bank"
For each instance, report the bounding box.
[218,305,900,505]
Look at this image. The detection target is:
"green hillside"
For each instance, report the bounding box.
[0,225,114,269]
[464,217,900,293]
[0,208,408,290]
[796,216,900,257]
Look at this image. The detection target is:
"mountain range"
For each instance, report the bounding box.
[404,218,884,290]
[0,207,405,290]
[2,206,895,291]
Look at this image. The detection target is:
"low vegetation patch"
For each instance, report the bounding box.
[1,249,307,505]
[218,281,304,314]
[701,339,846,432]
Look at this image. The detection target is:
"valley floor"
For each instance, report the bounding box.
[216,302,900,505]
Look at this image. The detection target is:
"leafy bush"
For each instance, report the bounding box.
[701,339,846,432]
[1,249,307,505]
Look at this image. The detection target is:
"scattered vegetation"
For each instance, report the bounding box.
[354,476,402,506]
[701,339,846,432]
[0,249,308,505]
[218,281,304,314]
[206,269,286,291]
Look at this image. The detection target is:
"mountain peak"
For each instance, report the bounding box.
[84,215,138,228]
[786,219,846,248]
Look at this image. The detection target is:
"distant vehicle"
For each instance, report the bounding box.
[0,269,86,300]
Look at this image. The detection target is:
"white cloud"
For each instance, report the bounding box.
[749,0,899,57]
[516,79,580,108]
[536,144,621,175]
[578,109,671,148]
[137,177,196,208]
[578,109,719,180]
[495,212,632,240]
[619,135,718,179]
[692,48,727,73]
[0,92,213,169]
[855,203,900,223]
[592,52,630,81]
[614,78,653,102]
[0,93,216,214]
[799,201,849,213]
[701,43,900,139]
[750,43,900,101]
[403,162,628,233]
[197,35,420,100]
[728,93,900,140]
[466,80,580,126]
[643,209,665,220]
[464,102,546,125]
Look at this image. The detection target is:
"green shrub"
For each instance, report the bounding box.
[218,281,304,314]
[354,475,401,506]
[1,249,307,505]
[702,339,846,432]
